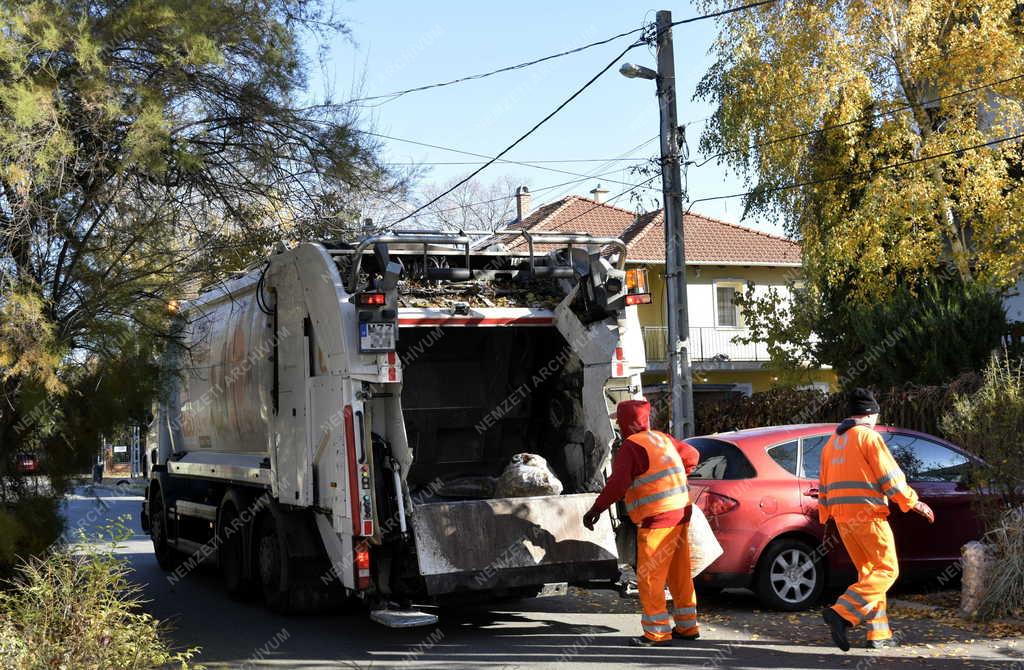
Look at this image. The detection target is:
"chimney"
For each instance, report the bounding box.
[515,185,532,221]
[590,184,609,204]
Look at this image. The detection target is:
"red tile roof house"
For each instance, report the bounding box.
[485,185,834,399]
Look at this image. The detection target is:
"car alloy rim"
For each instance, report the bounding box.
[770,548,817,604]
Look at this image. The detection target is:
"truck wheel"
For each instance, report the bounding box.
[149,486,181,571]
[219,502,254,599]
[755,538,824,611]
[255,512,291,611]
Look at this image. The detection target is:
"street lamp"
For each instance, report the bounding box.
[618,63,657,80]
[619,11,695,438]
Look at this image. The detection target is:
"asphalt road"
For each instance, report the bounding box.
[65,488,1024,670]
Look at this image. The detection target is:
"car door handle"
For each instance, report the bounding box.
[804,488,820,499]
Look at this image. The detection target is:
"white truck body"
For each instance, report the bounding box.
[144,231,649,617]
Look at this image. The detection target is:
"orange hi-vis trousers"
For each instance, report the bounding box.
[637,523,698,642]
[832,518,898,641]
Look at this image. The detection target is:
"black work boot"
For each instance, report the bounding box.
[822,607,851,652]
[672,629,700,641]
[630,636,670,647]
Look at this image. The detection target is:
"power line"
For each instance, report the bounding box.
[347,28,645,106]
[669,0,778,26]
[687,131,1024,209]
[382,39,645,229]
[348,1,777,107]
[694,72,1024,168]
[383,156,650,166]
[372,166,647,222]
[361,129,660,190]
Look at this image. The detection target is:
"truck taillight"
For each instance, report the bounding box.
[626,268,649,294]
[698,491,739,517]
[354,542,371,590]
[624,268,651,305]
[357,292,386,306]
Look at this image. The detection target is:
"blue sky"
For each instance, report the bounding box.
[310,1,781,235]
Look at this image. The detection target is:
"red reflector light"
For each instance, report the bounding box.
[625,294,652,305]
[358,292,386,306]
[363,520,374,536]
[615,346,624,361]
[354,542,371,590]
[387,351,396,365]
[614,362,625,377]
[698,491,739,517]
[387,367,397,382]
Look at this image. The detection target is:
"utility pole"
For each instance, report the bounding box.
[655,10,695,438]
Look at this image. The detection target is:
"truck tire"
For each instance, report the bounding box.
[255,511,292,612]
[218,498,254,599]
[755,538,825,611]
[148,484,182,572]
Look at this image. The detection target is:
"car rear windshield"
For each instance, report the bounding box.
[686,437,757,480]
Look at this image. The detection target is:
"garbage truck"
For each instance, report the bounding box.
[142,229,651,626]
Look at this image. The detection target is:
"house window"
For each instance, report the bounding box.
[715,282,744,328]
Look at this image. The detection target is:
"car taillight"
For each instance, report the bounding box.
[355,542,371,590]
[699,491,739,517]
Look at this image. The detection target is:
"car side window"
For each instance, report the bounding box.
[799,434,830,479]
[766,440,799,475]
[880,432,970,483]
[687,438,757,480]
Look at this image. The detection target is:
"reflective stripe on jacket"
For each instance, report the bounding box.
[623,430,689,524]
[818,424,919,523]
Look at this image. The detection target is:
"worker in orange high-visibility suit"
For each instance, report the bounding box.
[582,399,701,647]
[819,388,935,651]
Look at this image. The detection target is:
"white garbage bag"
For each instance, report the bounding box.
[493,453,564,497]
[688,504,724,578]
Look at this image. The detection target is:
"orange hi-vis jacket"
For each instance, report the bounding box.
[623,430,689,525]
[818,423,919,524]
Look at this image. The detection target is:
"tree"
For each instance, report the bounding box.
[0,0,402,503]
[696,0,1024,301]
[735,274,1005,388]
[697,1,1022,385]
[419,176,519,232]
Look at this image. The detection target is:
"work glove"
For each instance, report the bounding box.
[912,500,935,523]
[583,508,601,531]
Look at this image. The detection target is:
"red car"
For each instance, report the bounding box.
[686,424,984,610]
[15,452,40,474]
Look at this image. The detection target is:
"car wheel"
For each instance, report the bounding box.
[755,538,824,611]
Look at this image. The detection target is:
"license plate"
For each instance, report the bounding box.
[360,322,396,352]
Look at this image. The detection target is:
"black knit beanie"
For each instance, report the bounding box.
[847,387,880,416]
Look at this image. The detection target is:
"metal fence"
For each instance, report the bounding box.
[642,326,770,363]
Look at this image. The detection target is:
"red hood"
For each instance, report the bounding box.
[616,399,651,438]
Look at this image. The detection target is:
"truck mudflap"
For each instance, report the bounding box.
[410,493,619,595]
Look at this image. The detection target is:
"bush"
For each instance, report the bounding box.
[976,507,1024,619]
[0,495,63,579]
[942,354,1024,523]
[0,517,198,669]
[686,372,983,437]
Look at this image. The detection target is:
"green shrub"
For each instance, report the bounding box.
[942,355,1024,524]
[0,494,63,579]
[0,517,199,669]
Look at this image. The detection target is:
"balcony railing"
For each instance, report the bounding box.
[642,326,770,363]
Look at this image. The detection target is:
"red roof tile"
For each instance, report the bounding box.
[499,195,801,265]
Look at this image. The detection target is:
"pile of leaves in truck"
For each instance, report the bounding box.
[397,277,564,310]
